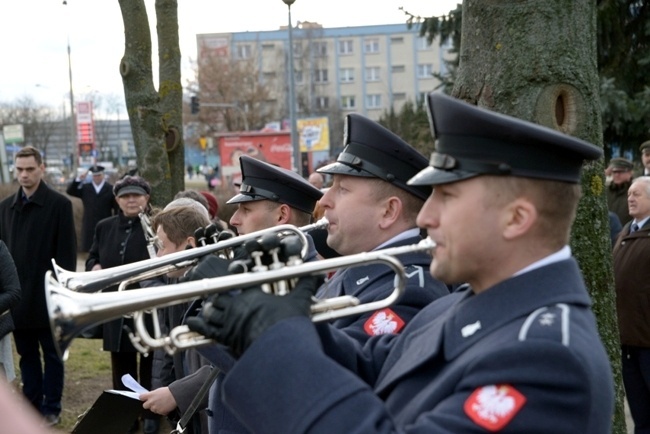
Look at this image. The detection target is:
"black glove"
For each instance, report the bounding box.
[182,255,231,282]
[186,275,318,357]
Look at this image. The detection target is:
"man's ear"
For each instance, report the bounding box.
[186,237,197,249]
[378,196,402,229]
[277,204,292,224]
[502,198,537,240]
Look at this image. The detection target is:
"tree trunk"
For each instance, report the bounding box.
[118,0,184,208]
[453,0,625,432]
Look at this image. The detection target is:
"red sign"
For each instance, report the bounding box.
[76,101,95,145]
[218,131,292,188]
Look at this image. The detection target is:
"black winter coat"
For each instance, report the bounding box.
[0,240,20,338]
[86,211,151,352]
[66,180,118,251]
[0,182,76,329]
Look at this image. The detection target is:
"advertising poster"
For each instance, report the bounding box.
[298,117,330,152]
[218,131,292,188]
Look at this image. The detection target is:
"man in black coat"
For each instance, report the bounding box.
[0,146,76,427]
[66,165,118,252]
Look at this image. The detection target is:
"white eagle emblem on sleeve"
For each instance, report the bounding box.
[464,384,527,431]
[363,308,405,336]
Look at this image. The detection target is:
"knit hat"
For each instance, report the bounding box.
[200,191,219,219]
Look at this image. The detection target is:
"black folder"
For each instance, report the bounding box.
[71,390,142,434]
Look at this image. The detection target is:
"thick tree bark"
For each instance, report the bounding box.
[453,0,625,432]
[118,0,184,207]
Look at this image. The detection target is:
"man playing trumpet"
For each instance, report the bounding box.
[187,92,614,433]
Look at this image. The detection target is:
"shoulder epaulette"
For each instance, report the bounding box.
[518,303,570,346]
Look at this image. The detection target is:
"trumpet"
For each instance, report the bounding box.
[52,218,329,293]
[46,237,435,359]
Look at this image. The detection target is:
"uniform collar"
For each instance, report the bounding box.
[442,258,590,360]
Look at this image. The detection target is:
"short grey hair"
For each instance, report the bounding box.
[632,176,650,197]
[164,198,210,221]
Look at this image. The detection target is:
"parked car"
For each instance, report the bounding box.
[45,168,67,190]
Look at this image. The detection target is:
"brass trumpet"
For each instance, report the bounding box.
[46,237,435,359]
[52,218,329,293]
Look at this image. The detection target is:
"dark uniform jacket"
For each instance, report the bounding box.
[198,235,321,434]
[607,180,633,225]
[613,219,650,347]
[316,234,449,343]
[66,180,118,251]
[0,182,76,329]
[221,258,614,433]
[86,211,150,352]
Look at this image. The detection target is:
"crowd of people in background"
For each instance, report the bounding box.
[2,92,650,433]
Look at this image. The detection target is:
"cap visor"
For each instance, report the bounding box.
[226,193,264,205]
[317,161,375,177]
[407,166,480,186]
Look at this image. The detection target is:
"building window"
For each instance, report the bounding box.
[338,39,353,55]
[262,43,275,50]
[341,96,356,110]
[364,38,380,54]
[417,63,434,78]
[366,94,382,109]
[314,69,329,83]
[417,36,430,50]
[312,41,328,57]
[393,92,406,100]
[316,96,329,110]
[292,42,303,57]
[365,66,380,82]
[295,70,304,84]
[262,71,276,80]
[236,44,252,59]
[339,67,355,83]
[390,36,404,44]
[391,65,406,73]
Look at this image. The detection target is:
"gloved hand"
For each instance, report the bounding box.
[186,275,318,357]
[182,255,231,282]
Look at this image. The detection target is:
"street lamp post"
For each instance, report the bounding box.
[63,1,77,173]
[282,0,301,173]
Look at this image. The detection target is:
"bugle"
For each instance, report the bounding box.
[46,237,435,359]
[52,218,328,293]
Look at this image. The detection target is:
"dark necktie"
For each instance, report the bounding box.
[631,223,640,234]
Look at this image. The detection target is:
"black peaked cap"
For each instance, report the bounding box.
[408,92,603,186]
[317,113,431,201]
[89,165,105,174]
[227,155,323,214]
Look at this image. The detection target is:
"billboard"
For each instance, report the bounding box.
[218,131,292,188]
[298,117,330,152]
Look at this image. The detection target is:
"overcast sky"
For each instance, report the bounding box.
[0,0,459,112]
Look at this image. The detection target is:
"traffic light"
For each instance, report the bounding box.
[190,96,200,114]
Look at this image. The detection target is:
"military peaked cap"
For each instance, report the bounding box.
[89,165,105,174]
[317,113,431,200]
[408,92,603,186]
[608,157,633,171]
[227,155,323,214]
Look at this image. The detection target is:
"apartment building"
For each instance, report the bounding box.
[196,22,447,123]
